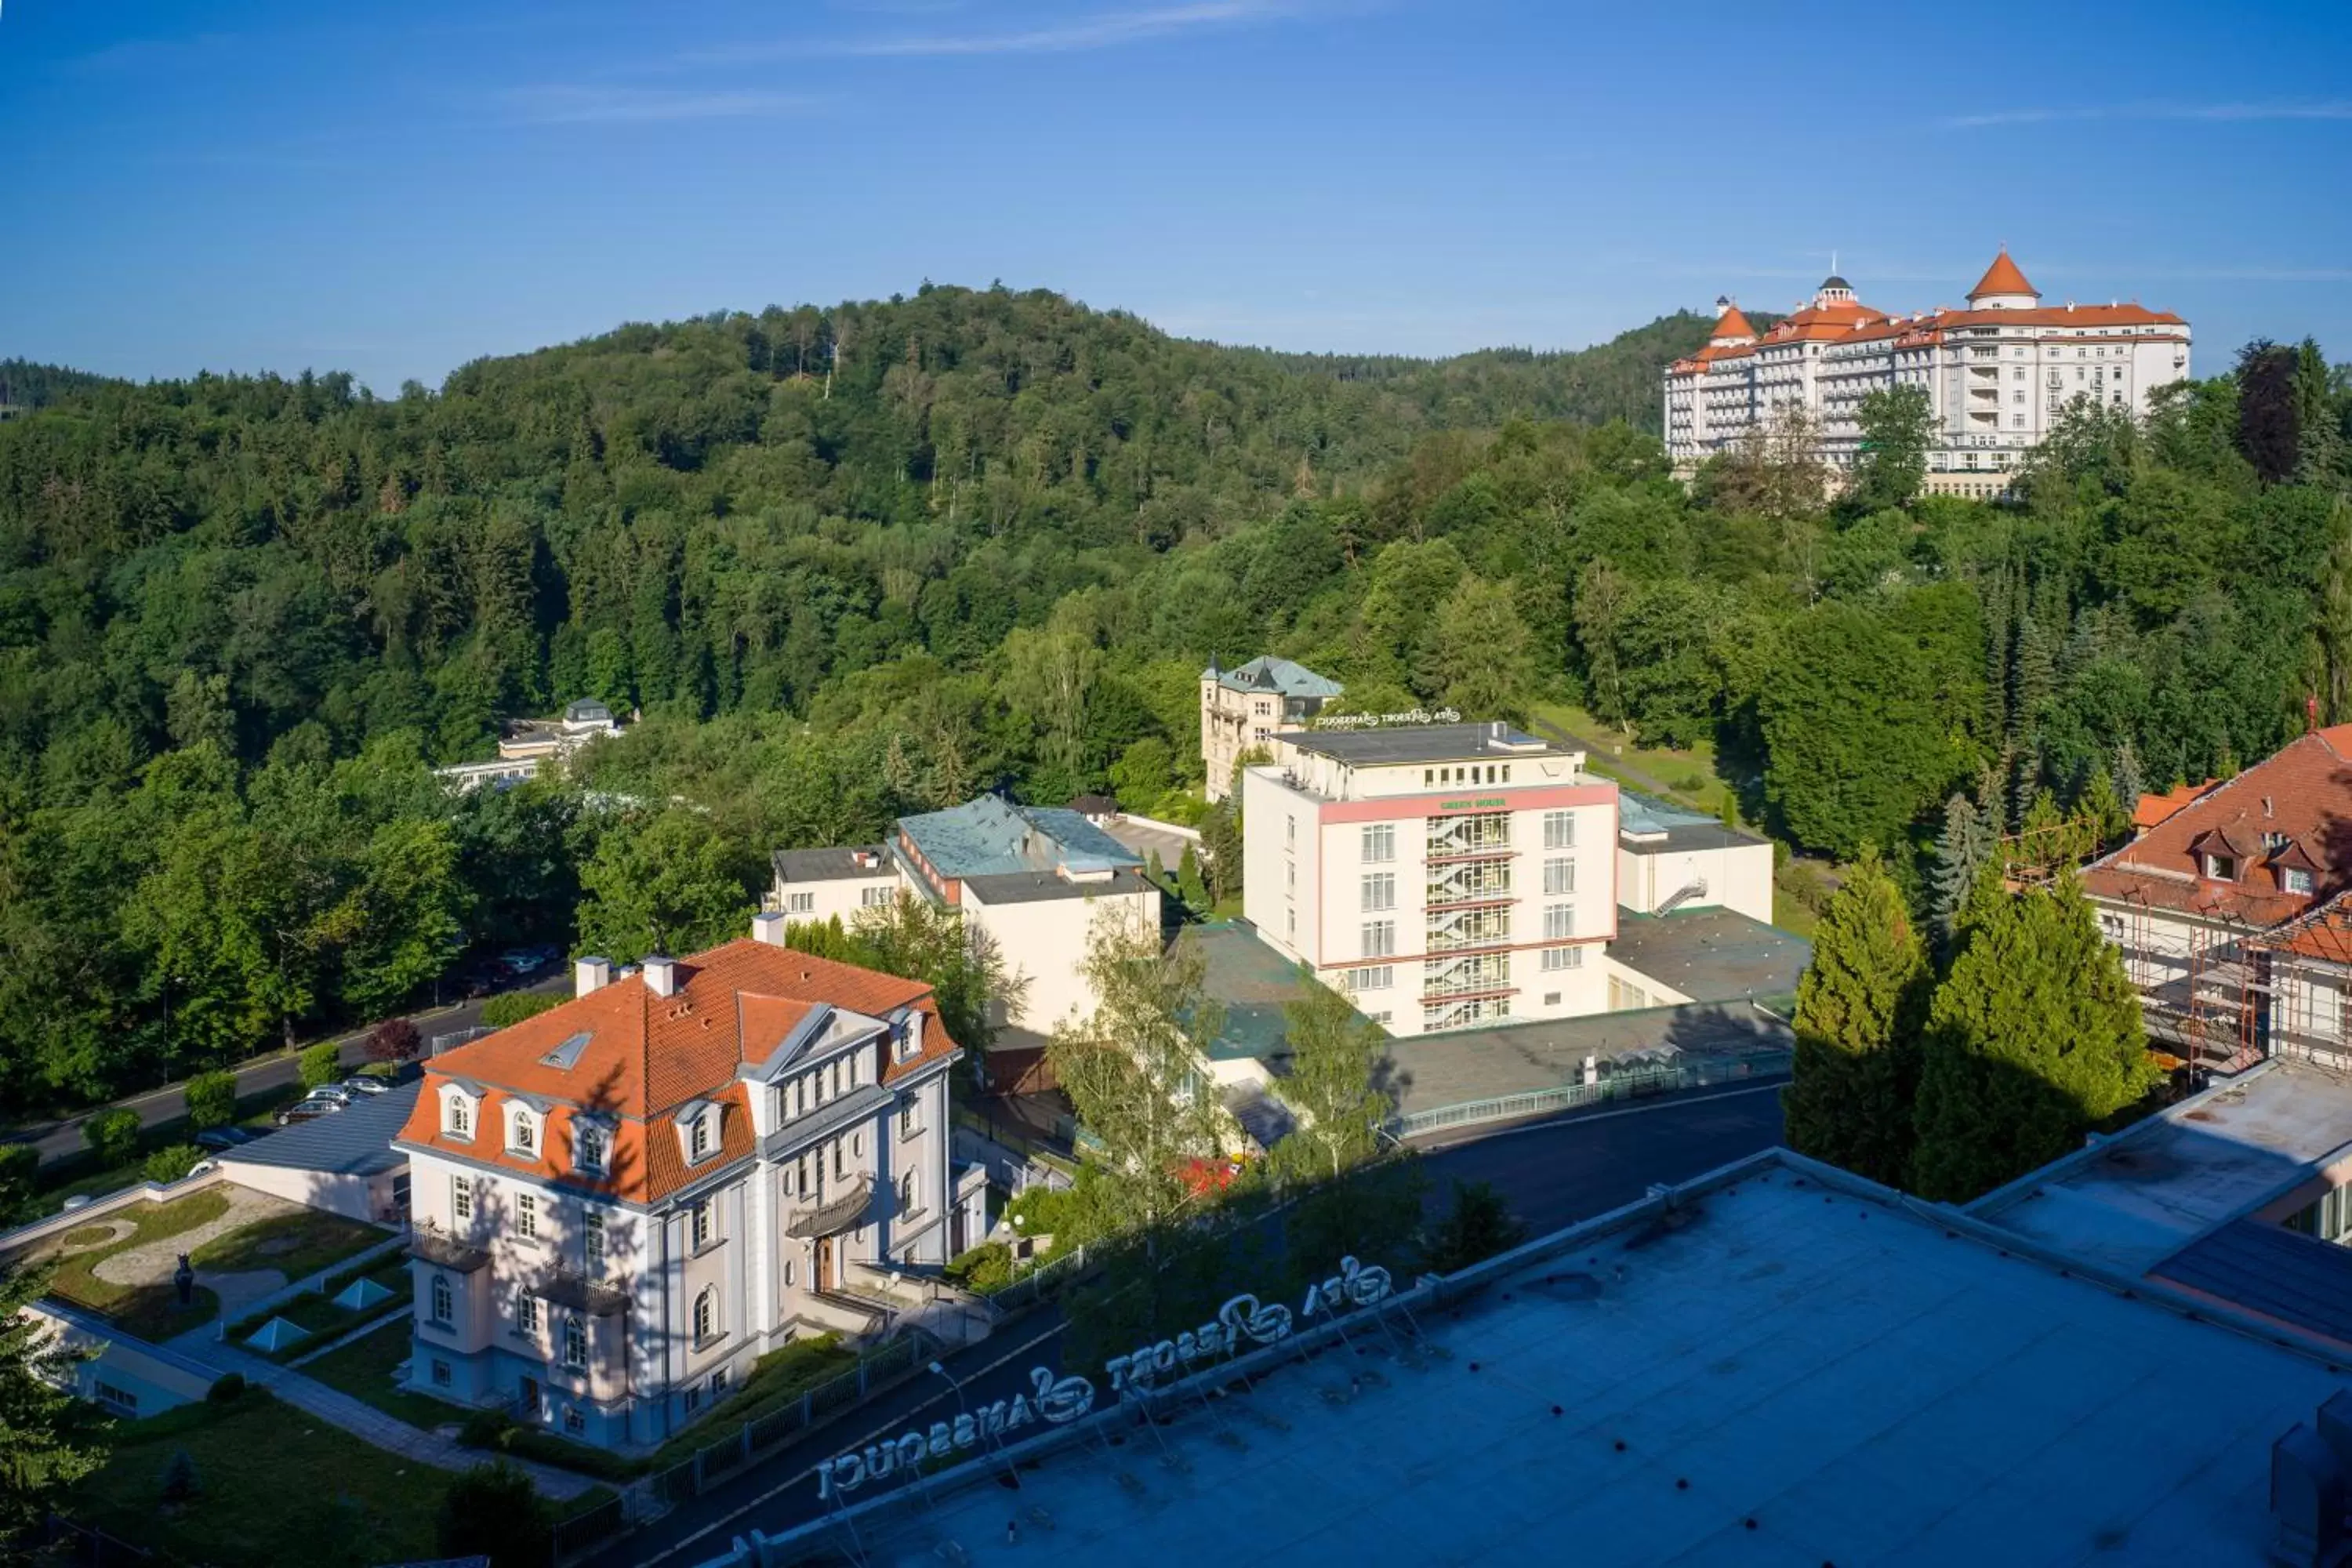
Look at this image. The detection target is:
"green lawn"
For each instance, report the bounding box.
[34,1188,231,1340]
[69,1389,451,1566]
[1533,701,1737,815]
[301,1318,467,1432]
[234,1258,412,1358]
[192,1207,387,1280]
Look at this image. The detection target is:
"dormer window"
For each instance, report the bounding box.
[2283,866,2315,895]
[689,1112,711,1161]
[440,1086,477,1142]
[675,1099,720,1165]
[506,1103,539,1156]
[574,1120,608,1176]
[2205,853,2237,882]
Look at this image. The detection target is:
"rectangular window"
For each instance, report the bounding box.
[1360,873,1396,913]
[575,1123,607,1174]
[1361,823,1396,863]
[431,1273,453,1324]
[861,885,893,909]
[1541,946,1584,972]
[1286,815,1296,847]
[445,1096,472,1139]
[899,1098,919,1139]
[431,1358,452,1388]
[2206,854,2237,882]
[95,1381,139,1414]
[564,1316,587,1370]
[517,1294,540,1334]
[899,1171,917,1212]
[452,1175,473,1223]
[516,1192,538,1241]
[2284,866,2314,895]
[690,1111,713,1159]
[1543,858,1574,896]
[691,1200,714,1250]
[1345,965,1393,992]
[1361,920,1396,959]
[564,1406,586,1435]
[1543,811,1576,850]
[1544,905,1576,940]
[787,891,815,914]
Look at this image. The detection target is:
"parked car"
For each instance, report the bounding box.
[60,1194,93,1211]
[339,1076,390,1097]
[194,1127,261,1152]
[275,1098,345,1127]
[301,1083,357,1107]
[496,945,558,977]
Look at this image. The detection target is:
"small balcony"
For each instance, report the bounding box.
[786,1175,876,1240]
[409,1218,491,1273]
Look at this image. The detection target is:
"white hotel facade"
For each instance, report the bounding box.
[1243,724,1622,1037]
[1664,251,2191,497]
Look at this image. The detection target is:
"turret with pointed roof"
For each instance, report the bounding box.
[1709,297,1757,346]
[1966,249,2040,308]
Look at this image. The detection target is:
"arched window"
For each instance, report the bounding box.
[694,1288,718,1344]
[430,1274,452,1325]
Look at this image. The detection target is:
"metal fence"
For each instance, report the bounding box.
[550,1492,627,1565]
[41,1515,152,1566]
[980,1240,1092,1317]
[430,1025,495,1054]
[1392,1052,1788,1139]
[642,1330,937,1511]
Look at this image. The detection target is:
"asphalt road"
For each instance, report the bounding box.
[2,972,572,1165]
[608,1080,1788,1567]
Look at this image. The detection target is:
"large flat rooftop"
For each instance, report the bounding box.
[1971,1058,2352,1276]
[804,1152,2352,1566]
[1272,721,1563,767]
[1606,906,1811,1007]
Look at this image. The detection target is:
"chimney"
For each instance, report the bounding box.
[575,956,612,997]
[751,911,786,946]
[644,955,677,998]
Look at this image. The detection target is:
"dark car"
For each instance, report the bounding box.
[274,1097,346,1128]
[496,945,558,977]
[194,1127,261,1152]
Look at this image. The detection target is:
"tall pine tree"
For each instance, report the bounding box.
[1910,877,2160,1202]
[1780,848,1929,1186]
[1929,793,1991,953]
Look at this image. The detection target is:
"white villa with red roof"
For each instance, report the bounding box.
[1664,251,2192,497]
[394,916,985,1450]
[2082,726,2352,1070]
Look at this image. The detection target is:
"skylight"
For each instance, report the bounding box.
[540,1031,593,1070]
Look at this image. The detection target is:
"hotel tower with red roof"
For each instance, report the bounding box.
[1664,251,2190,498]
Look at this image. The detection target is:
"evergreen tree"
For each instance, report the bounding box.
[2009,612,2056,742]
[1780,848,1929,1185]
[2111,739,2146,821]
[2075,771,2128,855]
[0,1261,110,1537]
[2318,499,2352,724]
[1911,878,2161,1201]
[1929,793,1991,953]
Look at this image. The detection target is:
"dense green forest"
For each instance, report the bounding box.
[0,281,2345,1119]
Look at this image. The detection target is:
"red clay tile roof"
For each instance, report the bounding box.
[394,939,958,1204]
[2132,780,2218,830]
[2082,728,2352,928]
[1711,303,1758,342]
[1969,249,2038,299]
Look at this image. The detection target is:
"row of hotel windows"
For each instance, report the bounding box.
[1355,909,1579,961]
[784,884,896,915]
[1359,858,1575,912]
[1423,764,1512,787]
[1347,946,1587,990]
[1353,811,1577,866]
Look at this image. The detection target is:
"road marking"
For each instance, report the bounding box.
[635,1316,1071,1565]
[1411,1080,1786,1152]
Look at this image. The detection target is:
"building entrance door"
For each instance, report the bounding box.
[815,1235,834,1293]
[519,1375,539,1421]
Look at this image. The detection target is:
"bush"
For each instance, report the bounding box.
[184,1069,238,1131]
[0,1142,35,1218]
[298,1041,343,1090]
[84,1107,143,1168]
[365,1017,423,1063]
[206,1372,247,1403]
[945,1241,1015,1294]
[160,1448,198,1504]
[143,1144,205,1185]
[459,1408,517,1450]
[480,991,564,1029]
[436,1461,554,1568]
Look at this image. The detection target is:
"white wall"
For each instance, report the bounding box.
[967,884,1159,1033]
[215,1159,394,1224]
[775,871,903,928]
[1615,841,1775,925]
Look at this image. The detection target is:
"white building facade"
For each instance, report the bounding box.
[1243,724,1619,1037]
[394,925,984,1450]
[1665,252,2191,497]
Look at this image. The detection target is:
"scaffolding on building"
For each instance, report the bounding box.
[2248,898,2352,1076]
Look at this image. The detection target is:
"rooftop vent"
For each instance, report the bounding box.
[575,956,612,997]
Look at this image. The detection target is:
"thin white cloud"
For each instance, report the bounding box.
[684,1,1291,64]
[1945,100,2352,129]
[503,86,822,125]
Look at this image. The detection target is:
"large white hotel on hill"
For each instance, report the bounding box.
[1664,250,2190,497]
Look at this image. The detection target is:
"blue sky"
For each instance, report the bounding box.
[2,0,2347,391]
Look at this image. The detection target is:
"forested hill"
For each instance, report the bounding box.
[0,285,1718,779]
[2,278,2340,1122]
[0,358,120,412]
